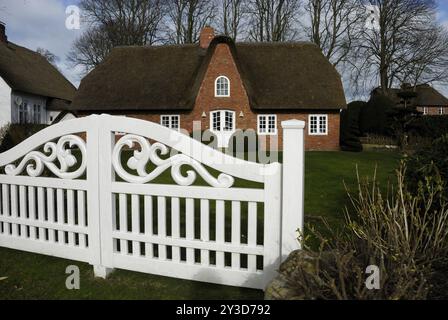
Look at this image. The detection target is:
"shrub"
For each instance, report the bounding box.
[360,94,395,136]
[405,134,448,200]
[0,124,48,153]
[0,123,10,147]
[340,101,363,152]
[408,115,448,140]
[267,166,448,300]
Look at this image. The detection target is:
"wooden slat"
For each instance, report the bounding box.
[0,215,88,234]
[1,185,10,235]
[0,175,87,191]
[10,185,18,236]
[185,198,194,264]
[66,189,75,246]
[19,185,27,236]
[37,187,46,241]
[77,190,86,248]
[248,202,257,272]
[200,199,209,266]
[231,201,241,269]
[111,230,264,256]
[119,193,128,254]
[132,194,140,257]
[111,183,264,202]
[47,188,56,243]
[157,196,166,260]
[215,200,225,268]
[28,186,37,239]
[56,188,64,243]
[144,195,153,258]
[171,197,180,262]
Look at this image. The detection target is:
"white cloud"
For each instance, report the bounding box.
[0,0,85,87]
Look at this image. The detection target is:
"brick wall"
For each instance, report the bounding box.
[78,42,341,151]
[417,106,447,115]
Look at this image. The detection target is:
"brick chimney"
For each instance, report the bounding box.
[0,21,7,43]
[199,26,215,49]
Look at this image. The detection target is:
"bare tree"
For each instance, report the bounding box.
[351,0,448,94]
[36,48,60,67]
[67,26,113,72]
[305,0,364,67]
[68,0,165,71]
[247,0,301,42]
[219,0,247,40]
[400,24,448,87]
[165,0,216,44]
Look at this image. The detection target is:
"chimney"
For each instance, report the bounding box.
[200,26,215,49]
[0,21,7,43]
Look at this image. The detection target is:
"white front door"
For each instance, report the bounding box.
[210,110,236,148]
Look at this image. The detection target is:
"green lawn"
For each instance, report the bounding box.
[0,151,399,300]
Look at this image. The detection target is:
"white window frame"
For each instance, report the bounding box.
[18,101,28,124]
[439,107,444,115]
[257,114,278,135]
[160,115,180,131]
[423,107,428,115]
[308,114,328,136]
[210,110,235,132]
[215,76,230,97]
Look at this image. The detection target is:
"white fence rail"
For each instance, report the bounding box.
[0,114,304,290]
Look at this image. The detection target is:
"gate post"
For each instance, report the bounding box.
[281,120,305,260]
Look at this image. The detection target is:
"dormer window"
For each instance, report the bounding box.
[215,76,230,97]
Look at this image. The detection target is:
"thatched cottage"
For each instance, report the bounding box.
[72,27,347,150]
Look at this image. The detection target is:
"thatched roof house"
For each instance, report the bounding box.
[72,27,346,151]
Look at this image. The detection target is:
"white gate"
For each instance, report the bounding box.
[0,115,304,290]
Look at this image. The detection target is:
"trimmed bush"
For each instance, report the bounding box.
[408,115,448,140]
[340,101,364,152]
[360,94,395,136]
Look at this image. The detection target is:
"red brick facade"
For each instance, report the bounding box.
[417,106,448,115]
[79,41,341,151]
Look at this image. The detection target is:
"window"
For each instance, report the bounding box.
[160,115,180,131]
[33,104,41,124]
[423,107,428,115]
[215,76,230,97]
[257,115,277,135]
[439,107,444,115]
[18,102,28,124]
[309,115,328,135]
[224,111,234,131]
[211,110,235,132]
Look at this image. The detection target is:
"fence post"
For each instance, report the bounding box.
[281,120,305,260]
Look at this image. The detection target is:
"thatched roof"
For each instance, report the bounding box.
[0,41,76,101]
[372,84,448,107]
[414,84,448,106]
[72,36,346,111]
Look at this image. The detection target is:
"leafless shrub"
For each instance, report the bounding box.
[276,165,448,300]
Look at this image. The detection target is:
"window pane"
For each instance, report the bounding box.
[224,111,233,131]
[171,116,179,129]
[319,116,327,134]
[161,116,170,127]
[268,116,276,133]
[213,112,221,131]
[216,77,229,96]
[310,116,318,134]
[259,116,266,133]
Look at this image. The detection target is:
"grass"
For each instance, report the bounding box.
[0,150,400,300]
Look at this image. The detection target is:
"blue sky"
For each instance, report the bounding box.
[1,0,448,97]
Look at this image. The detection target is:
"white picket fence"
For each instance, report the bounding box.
[0,115,304,290]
